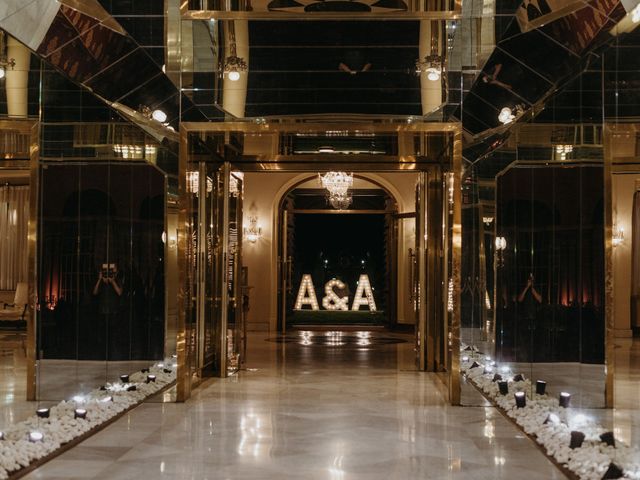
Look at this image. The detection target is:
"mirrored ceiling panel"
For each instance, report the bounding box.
[183,19,452,119]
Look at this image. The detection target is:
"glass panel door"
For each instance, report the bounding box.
[223,167,243,375]
[415,172,427,370]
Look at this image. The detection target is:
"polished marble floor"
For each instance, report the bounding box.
[20,331,567,480]
[3,331,639,479]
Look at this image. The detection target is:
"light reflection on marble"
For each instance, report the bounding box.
[0,334,161,431]
[22,331,568,479]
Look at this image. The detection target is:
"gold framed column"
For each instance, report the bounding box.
[26,120,39,401]
[448,126,462,406]
[176,126,191,402]
[603,124,615,408]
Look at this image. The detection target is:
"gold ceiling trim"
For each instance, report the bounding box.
[181,121,461,133]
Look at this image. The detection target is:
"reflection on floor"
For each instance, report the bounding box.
[1,331,29,431]
[461,328,640,448]
[22,330,565,479]
[461,328,606,407]
[1,334,159,431]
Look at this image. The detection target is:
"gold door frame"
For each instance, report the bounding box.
[177,121,462,405]
[0,118,40,401]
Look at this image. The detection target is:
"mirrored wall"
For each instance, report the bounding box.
[37,163,167,400]
[461,159,606,407]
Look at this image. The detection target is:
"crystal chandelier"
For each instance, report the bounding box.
[329,193,352,210]
[319,171,354,210]
[319,171,353,197]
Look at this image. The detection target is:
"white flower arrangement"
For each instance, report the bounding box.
[0,362,176,480]
[460,345,640,480]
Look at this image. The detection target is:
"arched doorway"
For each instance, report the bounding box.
[275,174,402,333]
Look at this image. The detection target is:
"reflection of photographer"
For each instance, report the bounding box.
[517,272,542,306]
[93,263,125,360]
[93,263,123,306]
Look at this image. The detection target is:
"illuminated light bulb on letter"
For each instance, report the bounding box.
[294,274,319,310]
[351,274,377,311]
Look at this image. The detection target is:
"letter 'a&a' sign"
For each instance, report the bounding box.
[294,274,377,311]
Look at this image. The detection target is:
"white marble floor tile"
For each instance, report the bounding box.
[22,331,565,479]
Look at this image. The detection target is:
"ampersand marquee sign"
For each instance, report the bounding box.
[294,274,377,312]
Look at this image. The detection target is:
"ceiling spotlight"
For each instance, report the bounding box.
[151,109,167,123]
[498,107,515,124]
[318,146,335,153]
[29,431,44,442]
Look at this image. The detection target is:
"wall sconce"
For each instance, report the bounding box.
[483,216,494,225]
[415,54,443,81]
[613,225,624,247]
[244,215,262,243]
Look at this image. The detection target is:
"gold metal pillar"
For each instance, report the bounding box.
[416,172,428,371]
[176,126,191,401]
[603,124,615,408]
[26,120,39,401]
[449,127,462,406]
[425,167,444,372]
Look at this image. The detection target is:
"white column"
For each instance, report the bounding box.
[6,36,30,118]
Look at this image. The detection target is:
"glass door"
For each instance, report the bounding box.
[214,163,244,376]
[415,172,427,370]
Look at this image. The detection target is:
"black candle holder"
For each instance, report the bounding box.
[512,374,525,382]
[36,408,50,419]
[602,463,624,479]
[120,374,129,383]
[163,368,172,374]
[74,408,87,419]
[569,431,585,449]
[469,361,481,369]
[141,368,150,373]
[535,380,546,395]
[0,431,4,440]
[146,374,156,383]
[498,381,509,395]
[559,392,571,408]
[514,392,526,408]
[600,431,615,447]
[127,385,137,392]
